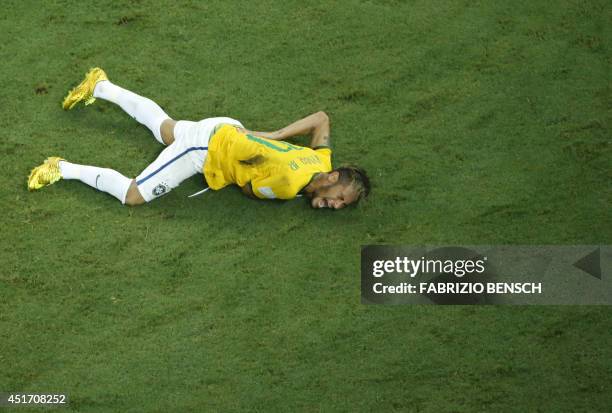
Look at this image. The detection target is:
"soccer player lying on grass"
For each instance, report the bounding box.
[28,68,370,209]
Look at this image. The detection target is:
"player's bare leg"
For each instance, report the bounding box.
[160,119,177,145]
[124,180,146,206]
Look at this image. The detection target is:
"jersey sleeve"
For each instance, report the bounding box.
[251,175,296,200]
[314,147,333,171]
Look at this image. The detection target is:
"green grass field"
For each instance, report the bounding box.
[1,0,611,411]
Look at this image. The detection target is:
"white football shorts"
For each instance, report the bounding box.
[135,116,243,202]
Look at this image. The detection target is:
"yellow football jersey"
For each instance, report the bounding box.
[203,124,332,199]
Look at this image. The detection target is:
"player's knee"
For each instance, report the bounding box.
[160,119,177,145]
[124,180,146,206]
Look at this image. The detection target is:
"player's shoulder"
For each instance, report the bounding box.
[213,123,235,134]
[306,146,332,171]
[312,145,332,157]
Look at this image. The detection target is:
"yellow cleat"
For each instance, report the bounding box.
[62,67,108,110]
[28,157,64,191]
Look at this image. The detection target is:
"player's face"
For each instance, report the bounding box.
[311,182,359,210]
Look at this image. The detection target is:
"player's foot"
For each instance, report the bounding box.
[62,67,108,110]
[28,157,64,191]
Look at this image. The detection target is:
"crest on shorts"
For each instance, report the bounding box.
[152,183,169,196]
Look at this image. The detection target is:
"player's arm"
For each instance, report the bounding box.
[241,182,257,199]
[239,111,331,148]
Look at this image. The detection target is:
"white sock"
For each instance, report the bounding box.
[59,161,132,204]
[93,80,169,145]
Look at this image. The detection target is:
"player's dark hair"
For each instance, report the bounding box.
[335,165,371,203]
